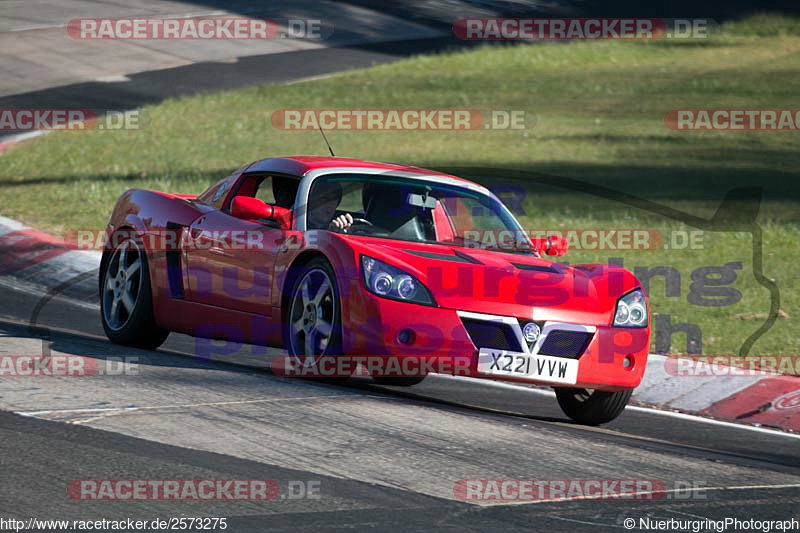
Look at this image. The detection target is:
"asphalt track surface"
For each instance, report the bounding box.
[1,276,800,532]
[0,35,474,143]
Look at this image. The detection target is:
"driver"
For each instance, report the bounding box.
[307,180,353,230]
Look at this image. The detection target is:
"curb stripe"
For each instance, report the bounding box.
[0,229,73,275]
[700,377,800,431]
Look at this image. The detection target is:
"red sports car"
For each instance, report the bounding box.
[100,156,650,425]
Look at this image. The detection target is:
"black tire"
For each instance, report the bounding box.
[283,258,348,384]
[372,376,426,387]
[100,238,169,350]
[555,387,632,425]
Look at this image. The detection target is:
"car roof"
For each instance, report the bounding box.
[244,156,476,185]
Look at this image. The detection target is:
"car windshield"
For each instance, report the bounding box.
[305,173,533,254]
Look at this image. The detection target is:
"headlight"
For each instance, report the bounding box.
[613,288,648,327]
[360,255,435,306]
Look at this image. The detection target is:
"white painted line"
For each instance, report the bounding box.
[623,406,800,440]
[283,71,346,86]
[96,75,132,83]
[15,393,388,419]
[18,407,136,416]
[547,516,620,528]
[432,374,800,440]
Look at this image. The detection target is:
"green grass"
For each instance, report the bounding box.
[1,16,798,357]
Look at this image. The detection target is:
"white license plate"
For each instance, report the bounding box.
[477,349,578,385]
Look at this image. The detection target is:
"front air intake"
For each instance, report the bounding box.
[537,330,592,359]
[462,319,523,352]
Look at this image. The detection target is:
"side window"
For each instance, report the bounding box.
[338,182,365,213]
[442,197,477,237]
[254,177,276,205]
[227,174,300,211]
[262,175,300,209]
[443,196,505,238]
[196,175,236,208]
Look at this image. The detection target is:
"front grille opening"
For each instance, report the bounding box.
[537,330,592,359]
[462,319,523,352]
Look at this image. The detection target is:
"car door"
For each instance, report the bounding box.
[183,174,295,316]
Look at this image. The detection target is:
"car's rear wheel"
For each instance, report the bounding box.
[285,258,348,384]
[555,387,632,425]
[100,238,169,350]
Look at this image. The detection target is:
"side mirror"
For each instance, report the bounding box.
[230,196,291,229]
[546,235,568,256]
[531,235,568,256]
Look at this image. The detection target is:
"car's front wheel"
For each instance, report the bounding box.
[100,238,169,350]
[555,387,632,425]
[284,258,348,383]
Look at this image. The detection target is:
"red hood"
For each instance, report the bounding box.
[344,236,641,326]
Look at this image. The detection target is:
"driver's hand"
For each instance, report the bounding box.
[331,213,353,230]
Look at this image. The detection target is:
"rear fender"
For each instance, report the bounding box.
[103,189,209,327]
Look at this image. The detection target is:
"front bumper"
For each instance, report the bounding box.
[341,279,650,391]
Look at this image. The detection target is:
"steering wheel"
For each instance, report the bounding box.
[350,217,373,227]
[343,217,374,234]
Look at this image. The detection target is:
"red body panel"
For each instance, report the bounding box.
[103,156,651,391]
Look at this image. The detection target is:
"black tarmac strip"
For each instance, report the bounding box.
[3,409,799,531]
[0,36,490,143]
